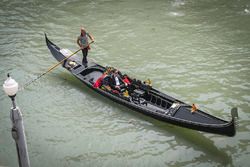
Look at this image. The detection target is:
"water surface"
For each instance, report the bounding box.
[0,0,250,166]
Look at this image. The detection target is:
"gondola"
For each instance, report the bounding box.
[45,34,238,137]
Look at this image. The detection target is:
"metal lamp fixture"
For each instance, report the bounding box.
[3,73,19,97]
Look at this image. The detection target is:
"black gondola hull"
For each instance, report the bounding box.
[45,34,238,137]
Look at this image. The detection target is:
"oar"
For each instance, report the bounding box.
[21,41,94,90]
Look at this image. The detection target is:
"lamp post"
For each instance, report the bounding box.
[3,74,30,167]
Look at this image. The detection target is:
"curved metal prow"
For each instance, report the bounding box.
[231,107,239,130]
[231,107,238,120]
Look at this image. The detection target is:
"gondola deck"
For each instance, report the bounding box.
[45,34,238,137]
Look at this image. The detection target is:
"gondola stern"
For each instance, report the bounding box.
[44,33,51,47]
[44,34,65,62]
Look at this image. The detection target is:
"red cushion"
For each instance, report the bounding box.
[123,77,131,85]
[93,74,106,88]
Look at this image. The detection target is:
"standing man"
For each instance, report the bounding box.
[77,27,94,67]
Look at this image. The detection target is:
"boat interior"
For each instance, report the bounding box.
[67,62,177,113]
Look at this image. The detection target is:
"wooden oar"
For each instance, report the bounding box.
[21,41,94,90]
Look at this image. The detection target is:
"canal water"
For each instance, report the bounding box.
[0,0,250,166]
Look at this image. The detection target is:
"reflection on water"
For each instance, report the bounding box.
[0,0,250,166]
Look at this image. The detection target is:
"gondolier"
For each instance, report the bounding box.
[77,27,94,67]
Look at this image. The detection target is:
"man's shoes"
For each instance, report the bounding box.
[83,63,88,68]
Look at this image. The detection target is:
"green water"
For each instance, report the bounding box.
[1,0,250,166]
